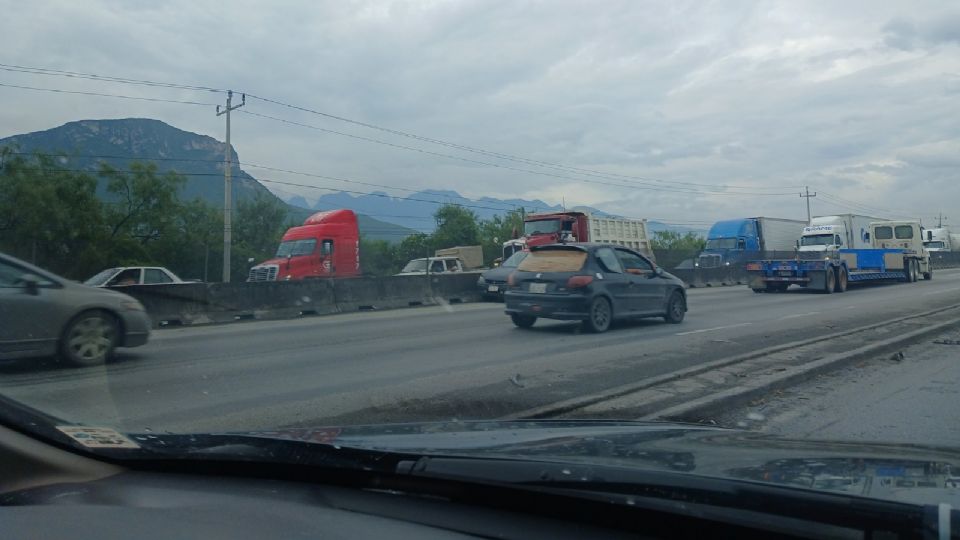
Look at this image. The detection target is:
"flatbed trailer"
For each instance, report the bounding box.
[746,248,930,294]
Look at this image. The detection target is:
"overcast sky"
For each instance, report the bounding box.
[2,0,958,226]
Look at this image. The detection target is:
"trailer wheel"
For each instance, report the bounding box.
[823,268,836,294]
[902,260,913,283]
[836,268,848,293]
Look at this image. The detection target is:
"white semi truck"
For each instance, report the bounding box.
[797,214,885,253]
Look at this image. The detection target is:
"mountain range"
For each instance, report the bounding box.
[0,118,704,241]
[0,118,417,243]
[287,190,702,235]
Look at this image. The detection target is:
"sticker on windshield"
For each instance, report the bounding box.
[56,426,140,449]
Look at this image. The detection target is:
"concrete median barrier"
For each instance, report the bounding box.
[113,272,485,327]
[107,283,209,327]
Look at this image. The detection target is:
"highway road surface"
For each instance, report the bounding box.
[3,269,960,434]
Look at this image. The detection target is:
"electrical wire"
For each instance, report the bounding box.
[0,82,219,106]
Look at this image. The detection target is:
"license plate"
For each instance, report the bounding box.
[487,285,500,292]
[529,283,547,294]
[779,271,793,276]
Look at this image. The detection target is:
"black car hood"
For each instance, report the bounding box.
[480,265,516,281]
[240,419,960,506]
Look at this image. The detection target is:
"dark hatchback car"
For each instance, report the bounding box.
[477,250,529,300]
[504,243,687,332]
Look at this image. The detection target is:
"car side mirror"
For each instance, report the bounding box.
[653,267,664,278]
[21,274,40,296]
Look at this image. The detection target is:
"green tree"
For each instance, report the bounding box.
[650,230,705,251]
[232,192,294,280]
[359,238,399,276]
[0,149,107,278]
[98,161,186,265]
[152,198,223,282]
[395,233,434,268]
[479,209,524,265]
[431,205,480,249]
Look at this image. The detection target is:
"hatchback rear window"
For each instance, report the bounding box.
[517,249,587,272]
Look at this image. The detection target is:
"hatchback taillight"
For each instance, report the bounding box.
[507,271,517,286]
[566,275,594,289]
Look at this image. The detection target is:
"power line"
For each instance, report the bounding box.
[243,92,806,192]
[0,82,218,106]
[0,63,226,93]
[1,76,800,197]
[7,163,535,215]
[2,150,532,213]
[239,109,798,197]
[0,62,801,193]
[817,191,918,219]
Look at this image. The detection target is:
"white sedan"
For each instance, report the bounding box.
[84,267,189,287]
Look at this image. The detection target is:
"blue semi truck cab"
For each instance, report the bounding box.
[697,217,806,268]
[746,221,932,293]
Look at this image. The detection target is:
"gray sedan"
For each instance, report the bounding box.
[0,252,151,367]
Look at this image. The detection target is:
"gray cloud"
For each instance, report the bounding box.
[0,0,958,226]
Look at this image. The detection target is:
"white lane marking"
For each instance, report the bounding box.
[778,311,821,320]
[843,305,857,310]
[676,322,753,336]
[924,287,960,296]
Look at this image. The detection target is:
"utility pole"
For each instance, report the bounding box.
[800,186,817,224]
[935,213,947,228]
[216,90,245,283]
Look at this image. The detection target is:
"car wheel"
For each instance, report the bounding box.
[60,310,118,367]
[582,297,612,333]
[510,313,537,329]
[663,291,686,324]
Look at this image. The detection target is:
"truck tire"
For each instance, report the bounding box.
[902,260,913,283]
[823,268,836,294]
[510,314,537,328]
[910,260,919,282]
[924,266,933,280]
[836,267,848,293]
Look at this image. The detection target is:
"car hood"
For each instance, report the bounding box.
[480,266,516,281]
[240,420,960,506]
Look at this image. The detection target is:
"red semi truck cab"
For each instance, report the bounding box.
[247,209,361,281]
[522,212,590,248]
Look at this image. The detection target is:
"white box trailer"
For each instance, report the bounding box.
[587,214,654,258]
[756,217,809,251]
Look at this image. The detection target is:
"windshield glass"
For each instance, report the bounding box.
[501,251,528,268]
[401,259,428,273]
[874,226,893,240]
[800,234,834,246]
[3,1,959,512]
[704,238,737,250]
[275,239,316,258]
[84,268,120,286]
[517,249,587,272]
[524,219,562,235]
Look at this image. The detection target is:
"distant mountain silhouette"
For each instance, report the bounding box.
[0,118,417,242]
